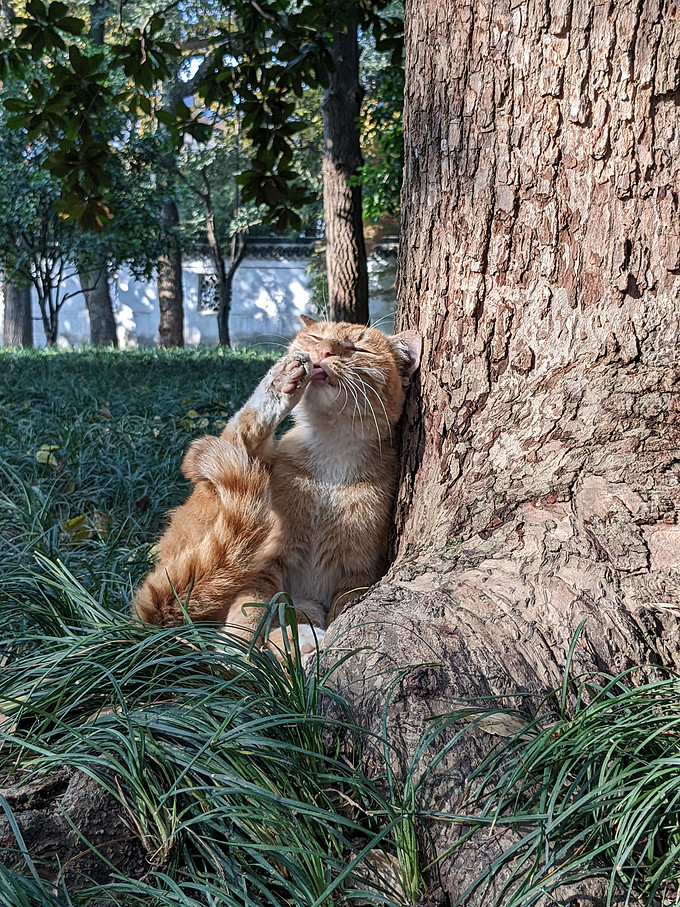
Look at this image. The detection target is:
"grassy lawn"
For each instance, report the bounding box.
[0,348,678,906]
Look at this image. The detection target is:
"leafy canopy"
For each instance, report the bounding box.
[1,0,403,232]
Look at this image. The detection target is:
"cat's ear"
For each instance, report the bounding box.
[300,314,318,328]
[391,330,422,388]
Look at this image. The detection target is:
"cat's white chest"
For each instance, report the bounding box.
[273,423,390,620]
[284,476,344,608]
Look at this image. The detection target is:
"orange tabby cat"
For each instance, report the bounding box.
[133,317,421,657]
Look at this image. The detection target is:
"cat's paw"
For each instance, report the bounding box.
[265,622,325,668]
[269,351,312,397]
[298,624,326,669]
[247,352,312,430]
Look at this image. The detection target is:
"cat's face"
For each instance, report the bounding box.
[290,317,421,431]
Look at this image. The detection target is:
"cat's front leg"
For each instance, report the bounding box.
[221,351,312,460]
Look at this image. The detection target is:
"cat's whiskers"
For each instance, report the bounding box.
[327,381,349,417]
[352,375,384,456]
[343,371,381,454]
[336,384,350,417]
[339,372,365,440]
[352,371,392,446]
[369,313,395,332]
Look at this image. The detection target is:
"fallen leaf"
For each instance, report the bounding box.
[62,514,90,543]
[93,511,113,536]
[36,444,59,468]
[135,494,151,512]
[476,712,534,740]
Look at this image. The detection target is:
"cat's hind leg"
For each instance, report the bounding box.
[221,351,312,461]
[223,592,326,665]
[133,437,277,629]
[265,622,326,667]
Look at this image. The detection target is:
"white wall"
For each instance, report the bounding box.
[1,252,397,349]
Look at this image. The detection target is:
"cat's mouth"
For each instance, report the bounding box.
[310,365,333,385]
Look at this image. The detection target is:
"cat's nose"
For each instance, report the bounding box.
[315,344,332,362]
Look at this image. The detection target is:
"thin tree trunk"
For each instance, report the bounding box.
[78,259,118,347]
[75,0,118,348]
[325,0,680,902]
[322,23,369,325]
[36,273,58,348]
[199,170,247,347]
[2,279,33,347]
[157,201,184,348]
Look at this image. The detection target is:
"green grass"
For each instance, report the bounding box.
[1,348,680,906]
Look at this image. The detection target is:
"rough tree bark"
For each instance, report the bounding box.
[325,0,680,901]
[322,23,369,324]
[157,200,184,348]
[2,279,33,347]
[77,258,118,347]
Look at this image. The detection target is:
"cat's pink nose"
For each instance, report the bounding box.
[315,345,332,362]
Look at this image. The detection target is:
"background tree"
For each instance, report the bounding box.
[74,0,118,346]
[1,276,32,346]
[178,125,260,347]
[0,105,179,346]
[323,0,680,901]
[156,198,184,348]
[322,21,368,324]
[0,125,84,345]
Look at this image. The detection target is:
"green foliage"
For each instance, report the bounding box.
[1,0,402,232]
[458,664,680,905]
[0,75,182,342]
[305,241,330,315]
[354,67,403,223]
[352,2,404,222]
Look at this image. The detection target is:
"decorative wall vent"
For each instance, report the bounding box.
[198,273,220,312]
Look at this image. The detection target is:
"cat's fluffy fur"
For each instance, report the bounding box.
[132,317,421,655]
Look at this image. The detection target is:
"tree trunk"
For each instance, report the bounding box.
[322,23,369,324]
[325,0,680,902]
[199,170,247,347]
[2,279,33,347]
[78,258,118,347]
[218,231,247,345]
[157,201,184,348]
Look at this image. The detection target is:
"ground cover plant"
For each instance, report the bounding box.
[1,347,679,906]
